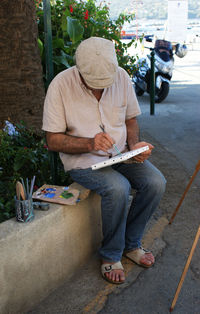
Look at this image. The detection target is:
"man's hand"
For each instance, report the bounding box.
[92,132,114,152]
[130,141,154,162]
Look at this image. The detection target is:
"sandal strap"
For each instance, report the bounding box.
[139,246,151,253]
[101,261,124,276]
[124,247,152,264]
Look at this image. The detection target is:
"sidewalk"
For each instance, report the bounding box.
[28,50,200,314]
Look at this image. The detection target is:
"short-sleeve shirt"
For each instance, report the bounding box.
[42,66,141,171]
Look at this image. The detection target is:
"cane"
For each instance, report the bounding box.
[169,226,200,312]
[169,160,200,224]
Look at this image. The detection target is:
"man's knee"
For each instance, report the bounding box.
[103,179,131,199]
[147,171,166,196]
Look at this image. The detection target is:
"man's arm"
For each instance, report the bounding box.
[46,131,114,154]
[125,117,154,162]
[125,117,140,149]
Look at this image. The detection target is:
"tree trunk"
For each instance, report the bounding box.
[0,0,45,131]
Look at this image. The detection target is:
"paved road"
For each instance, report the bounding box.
[28,49,200,314]
[138,49,200,184]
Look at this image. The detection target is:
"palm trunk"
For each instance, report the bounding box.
[0,0,45,130]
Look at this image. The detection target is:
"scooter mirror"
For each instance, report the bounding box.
[175,44,188,58]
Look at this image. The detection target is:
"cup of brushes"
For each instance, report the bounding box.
[15,177,35,222]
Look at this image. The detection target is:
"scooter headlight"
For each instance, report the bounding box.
[155,60,173,74]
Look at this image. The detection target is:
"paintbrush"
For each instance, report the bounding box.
[99,125,122,156]
[26,178,29,200]
[29,176,36,199]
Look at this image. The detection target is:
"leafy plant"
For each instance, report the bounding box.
[36,0,139,86]
[0,121,72,223]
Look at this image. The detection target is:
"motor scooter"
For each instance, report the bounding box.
[133,39,187,103]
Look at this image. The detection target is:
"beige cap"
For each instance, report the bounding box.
[75,37,118,89]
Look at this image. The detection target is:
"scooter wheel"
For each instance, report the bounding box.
[155,81,169,103]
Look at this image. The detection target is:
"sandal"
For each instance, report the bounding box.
[123,247,155,268]
[101,261,125,284]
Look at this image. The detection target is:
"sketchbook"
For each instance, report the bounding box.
[91,146,149,170]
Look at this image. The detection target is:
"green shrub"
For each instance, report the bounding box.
[0,121,72,223]
[36,0,139,86]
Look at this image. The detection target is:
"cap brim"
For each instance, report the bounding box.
[82,72,118,89]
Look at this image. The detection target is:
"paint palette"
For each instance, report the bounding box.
[32,184,80,206]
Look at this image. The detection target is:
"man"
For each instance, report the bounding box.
[43,37,166,284]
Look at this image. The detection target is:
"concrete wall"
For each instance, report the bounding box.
[0,192,102,314]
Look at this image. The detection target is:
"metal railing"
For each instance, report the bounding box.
[43,0,58,184]
[150,49,155,115]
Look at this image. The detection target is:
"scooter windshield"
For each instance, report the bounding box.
[154,39,173,62]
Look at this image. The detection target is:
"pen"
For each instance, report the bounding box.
[99,125,122,156]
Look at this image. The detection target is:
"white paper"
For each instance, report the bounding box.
[91,146,149,170]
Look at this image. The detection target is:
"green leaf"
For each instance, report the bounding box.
[61,8,70,35]
[37,38,44,57]
[53,55,71,68]
[67,16,84,43]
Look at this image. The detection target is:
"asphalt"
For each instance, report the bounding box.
[28,48,200,314]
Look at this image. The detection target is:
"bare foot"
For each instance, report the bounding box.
[102,261,125,283]
[139,251,155,266]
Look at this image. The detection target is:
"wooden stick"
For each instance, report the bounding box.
[170,226,200,312]
[16,181,21,200]
[16,181,26,200]
[169,160,200,224]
